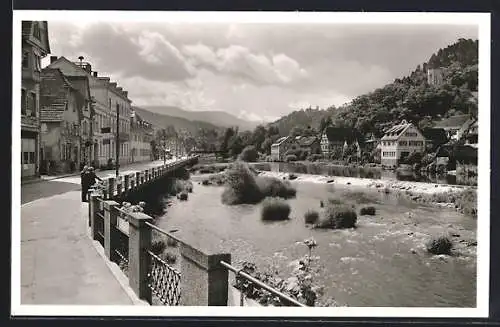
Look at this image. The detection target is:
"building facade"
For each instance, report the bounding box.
[130,110,154,163]
[39,68,85,174]
[270,136,294,161]
[320,127,360,159]
[47,56,132,168]
[21,21,51,178]
[380,120,426,167]
[427,68,444,86]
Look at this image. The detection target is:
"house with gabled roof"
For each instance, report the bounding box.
[380,120,426,167]
[433,114,470,141]
[320,127,361,159]
[40,68,86,173]
[271,136,294,161]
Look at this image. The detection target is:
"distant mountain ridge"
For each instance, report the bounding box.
[140,105,258,131]
[132,106,225,135]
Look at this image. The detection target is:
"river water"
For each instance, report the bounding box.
[250,162,474,186]
[156,175,476,307]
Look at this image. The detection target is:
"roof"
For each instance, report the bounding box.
[40,68,82,122]
[272,136,290,146]
[421,128,448,144]
[65,76,91,101]
[380,120,412,141]
[298,136,318,147]
[323,127,360,143]
[433,114,470,129]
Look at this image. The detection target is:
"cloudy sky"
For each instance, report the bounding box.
[43,20,478,122]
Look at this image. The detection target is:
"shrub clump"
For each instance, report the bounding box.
[261,197,291,221]
[239,145,259,162]
[286,154,298,162]
[304,210,319,224]
[166,237,178,247]
[221,162,297,205]
[360,206,376,216]
[256,176,297,199]
[315,204,357,229]
[178,191,188,201]
[222,162,263,205]
[160,251,177,264]
[426,236,453,255]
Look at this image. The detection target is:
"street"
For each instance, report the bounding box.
[21,159,177,205]
[19,158,185,304]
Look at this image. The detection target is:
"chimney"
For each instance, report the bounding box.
[93,71,98,77]
[84,64,92,73]
[123,91,128,98]
[50,56,58,64]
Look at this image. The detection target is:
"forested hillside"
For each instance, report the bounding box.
[269,38,478,138]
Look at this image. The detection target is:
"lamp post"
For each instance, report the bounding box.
[115,104,120,178]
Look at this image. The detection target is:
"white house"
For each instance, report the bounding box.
[380,120,426,167]
[270,136,294,161]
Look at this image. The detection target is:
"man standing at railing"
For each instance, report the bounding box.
[82,166,102,202]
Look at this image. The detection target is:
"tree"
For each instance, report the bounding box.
[229,135,244,158]
[239,145,259,162]
[261,137,274,155]
[220,127,236,155]
[251,125,267,151]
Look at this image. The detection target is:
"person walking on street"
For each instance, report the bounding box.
[80,165,89,202]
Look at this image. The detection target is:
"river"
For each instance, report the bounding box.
[155,174,476,307]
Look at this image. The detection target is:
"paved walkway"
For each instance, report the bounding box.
[20,158,185,305]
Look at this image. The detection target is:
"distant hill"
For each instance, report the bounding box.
[132,106,224,135]
[140,105,258,131]
[268,106,338,137]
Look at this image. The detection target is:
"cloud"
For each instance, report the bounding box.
[183,43,307,86]
[53,22,195,82]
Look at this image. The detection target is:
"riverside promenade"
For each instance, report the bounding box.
[20,159,181,305]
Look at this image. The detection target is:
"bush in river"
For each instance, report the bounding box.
[426,235,453,255]
[221,161,263,205]
[261,197,291,221]
[178,191,188,201]
[315,204,357,229]
[360,206,376,216]
[256,176,297,199]
[221,161,297,205]
[304,210,319,224]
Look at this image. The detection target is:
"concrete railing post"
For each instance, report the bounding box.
[128,212,154,303]
[129,174,135,190]
[89,193,101,241]
[103,200,120,260]
[179,244,231,306]
[116,176,123,197]
[140,172,145,185]
[136,172,141,187]
[124,174,130,192]
[107,177,115,199]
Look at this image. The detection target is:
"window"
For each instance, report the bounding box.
[23,152,29,164]
[28,92,36,117]
[33,54,41,72]
[22,51,29,69]
[21,89,26,115]
[29,152,35,164]
[109,98,111,108]
[399,141,408,146]
[33,23,41,40]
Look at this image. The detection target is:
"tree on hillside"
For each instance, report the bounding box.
[220,127,236,155]
[251,125,267,151]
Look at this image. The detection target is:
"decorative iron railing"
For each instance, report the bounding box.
[95,198,106,247]
[145,221,182,306]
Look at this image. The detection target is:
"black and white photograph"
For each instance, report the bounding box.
[12,11,490,317]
